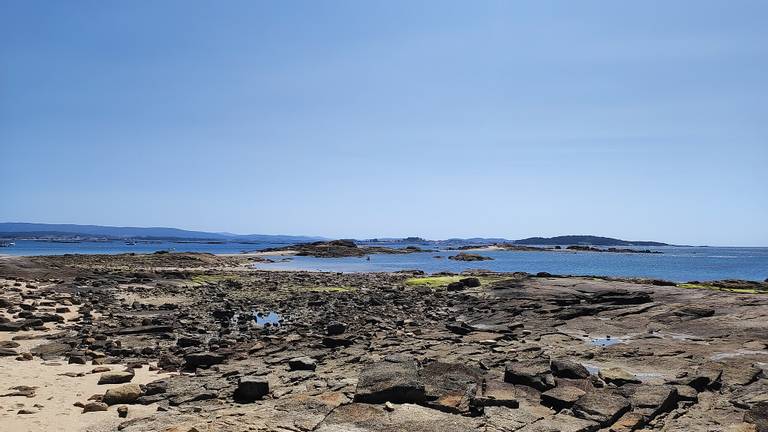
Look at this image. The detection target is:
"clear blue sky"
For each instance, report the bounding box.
[1,1,766,245]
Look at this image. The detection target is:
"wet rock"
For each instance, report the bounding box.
[104,383,143,405]
[354,357,426,404]
[82,402,108,413]
[504,359,555,391]
[98,371,135,385]
[599,367,641,386]
[233,376,269,402]
[551,358,590,379]
[288,356,317,371]
[572,389,631,426]
[541,386,586,410]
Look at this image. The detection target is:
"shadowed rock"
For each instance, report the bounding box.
[354,357,425,404]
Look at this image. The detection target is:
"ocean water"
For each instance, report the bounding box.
[0,240,283,256]
[254,246,768,282]
[1,241,766,282]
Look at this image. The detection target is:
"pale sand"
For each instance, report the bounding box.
[1,279,171,432]
[0,356,169,432]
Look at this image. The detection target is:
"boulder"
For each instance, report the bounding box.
[326,322,347,336]
[421,362,482,414]
[117,405,128,418]
[504,359,555,391]
[103,384,143,405]
[234,376,269,402]
[460,277,481,288]
[474,380,520,408]
[288,356,317,371]
[598,367,640,386]
[626,385,678,420]
[572,390,631,426]
[541,386,586,410]
[97,371,135,385]
[184,352,225,369]
[354,357,425,404]
[551,359,590,379]
[82,402,108,413]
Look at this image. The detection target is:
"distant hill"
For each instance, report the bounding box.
[0,223,670,247]
[0,222,324,243]
[514,235,668,247]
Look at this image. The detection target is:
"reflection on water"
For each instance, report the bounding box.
[254,311,281,326]
[589,336,622,347]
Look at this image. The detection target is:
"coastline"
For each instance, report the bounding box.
[0,252,766,431]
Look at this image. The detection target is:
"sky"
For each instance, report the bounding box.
[1,1,766,246]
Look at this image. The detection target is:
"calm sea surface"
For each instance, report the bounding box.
[2,240,766,282]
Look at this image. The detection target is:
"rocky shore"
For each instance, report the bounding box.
[451,244,663,254]
[258,239,433,258]
[1,252,767,432]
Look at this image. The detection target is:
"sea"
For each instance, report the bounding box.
[1,240,766,283]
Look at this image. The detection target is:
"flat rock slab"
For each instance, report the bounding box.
[624,384,678,420]
[504,359,555,391]
[541,386,586,410]
[354,357,425,404]
[475,380,520,408]
[520,413,600,432]
[98,371,135,385]
[421,361,482,414]
[572,389,631,426]
[599,367,641,386]
[316,403,483,432]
